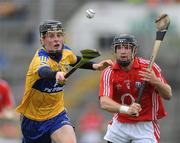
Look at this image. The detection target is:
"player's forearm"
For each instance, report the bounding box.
[100,96,142,116]
[154,79,172,100]
[100,96,120,113]
[81,61,95,69]
[38,66,57,79]
[71,56,95,70]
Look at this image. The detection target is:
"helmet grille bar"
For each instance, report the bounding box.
[39,20,64,36]
[112,34,138,49]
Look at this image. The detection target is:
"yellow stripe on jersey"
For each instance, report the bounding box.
[16,46,77,121]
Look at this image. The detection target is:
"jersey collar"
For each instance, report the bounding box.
[112,57,140,70]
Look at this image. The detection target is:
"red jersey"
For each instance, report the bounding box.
[0,79,13,111]
[99,57,167,123]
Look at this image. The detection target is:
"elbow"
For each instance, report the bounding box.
[162,85,172,100]
[167,86,173,100]
[164,88,173,100]
[99,96,107,110]
[166,92,172,100]
[164,95,171,100]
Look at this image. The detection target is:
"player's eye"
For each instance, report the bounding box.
[46,33,54,38]
[56,32,64,37]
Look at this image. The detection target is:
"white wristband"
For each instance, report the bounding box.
[119,105,129,114]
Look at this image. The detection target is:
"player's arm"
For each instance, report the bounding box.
[154,80,172,100]
[139,68,172,100]
[100,96,141,116]
[38,66,57,79]
[0,107,19,120]
[71,56,113,70]
[70,56,95,70]
[38,66,65,83]
[100,96,122,113]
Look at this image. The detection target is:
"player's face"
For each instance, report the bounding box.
[42,31,64,53]
[115,43,134,62]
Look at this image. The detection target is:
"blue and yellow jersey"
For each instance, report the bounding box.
[16,45,77,121]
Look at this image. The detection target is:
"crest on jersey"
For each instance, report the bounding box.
[135,81,141,89]
[124,80,131,90]
[116,84,122,90]
[121,93,135,105]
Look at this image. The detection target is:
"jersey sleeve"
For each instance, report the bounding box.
[63,45,77,65]
[67,50,77,65]
[152,63,167,84]
[32,49,50,75]
[99,67,113,98]
[69,51,77,64]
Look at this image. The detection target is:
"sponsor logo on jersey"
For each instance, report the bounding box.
[124,80,131,90]
[121,93,135,105]
[44,86,64,93]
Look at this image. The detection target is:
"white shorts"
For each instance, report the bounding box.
[104,119,159,143]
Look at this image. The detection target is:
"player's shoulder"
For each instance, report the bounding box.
[102,66,113,75]
[63,45,73,51]
[32,48,49,64]
[62,45,75,54]
[37,48,49,58]
[137,57,161,72]
[63,45,76,58]
[137,57,150,66]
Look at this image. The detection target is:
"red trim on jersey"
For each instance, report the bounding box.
[99,57,167,123]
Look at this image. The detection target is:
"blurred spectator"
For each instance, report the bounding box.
[78,103,104,143]
[146,0,173,6]
[0,0,29,21]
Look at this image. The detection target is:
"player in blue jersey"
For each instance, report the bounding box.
[16,20,112,143]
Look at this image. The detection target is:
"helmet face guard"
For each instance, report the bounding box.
[39,20,64,54]
[112,34,138,52]
[112,34,138,67]
[39,20,64,38]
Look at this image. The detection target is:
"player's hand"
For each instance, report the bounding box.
[93,59,113,70]
[139,68,159,85]
[127,103,142,117]
[56,71,66,84]
[0,108,19,121]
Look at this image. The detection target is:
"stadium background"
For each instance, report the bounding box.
[0,0,180,143]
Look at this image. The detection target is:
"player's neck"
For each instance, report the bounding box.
[121,60,133,71]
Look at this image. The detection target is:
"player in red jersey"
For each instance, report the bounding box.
[0,78,14,118]
[99,34,172,143]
